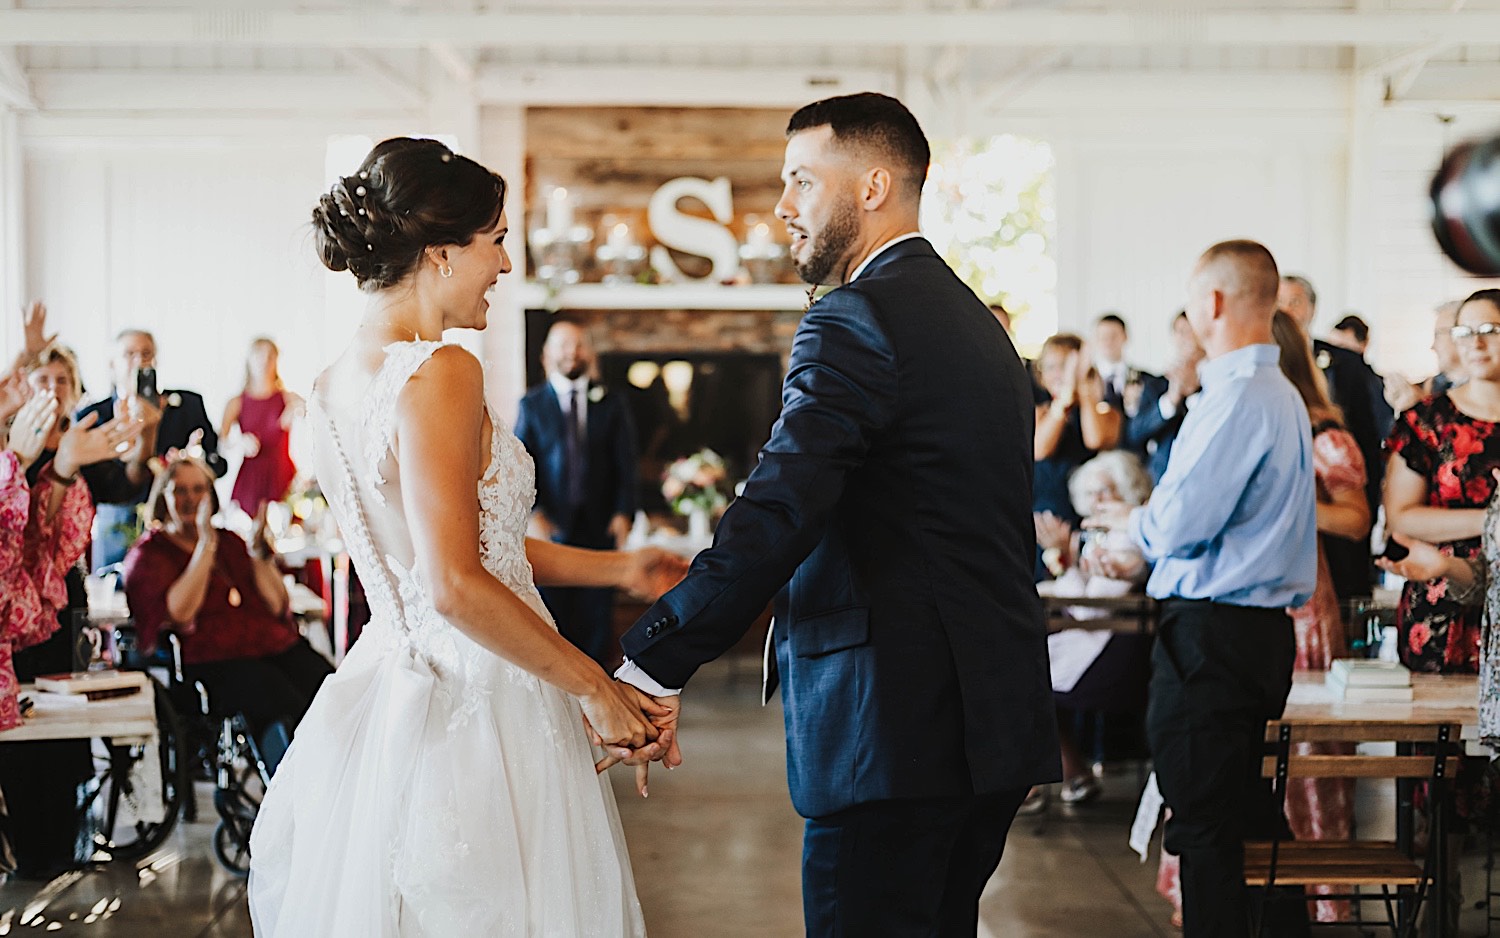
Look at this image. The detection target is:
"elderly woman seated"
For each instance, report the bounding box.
[122,454,331,770]
[1026,450,1153,812]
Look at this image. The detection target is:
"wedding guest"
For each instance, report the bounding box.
[80,329,224,570]
[222,337,301,514]
[1280,276,1387,602]
[1384,288,1500,674]
[515,319,639,668]
[122,455,332,770]
[1430,300,1468,398]
[1034,333,1120,528]
[1124,311,1201,482]
[1329,314,1369,356]
[1028,450,1153,814]
[1094,240,1316,937]
[1093,313,1155,419]
[0,331,146,879]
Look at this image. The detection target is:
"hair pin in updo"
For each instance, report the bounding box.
[359,171,368,179]
[441,153,453,163]
[355,186,367,197]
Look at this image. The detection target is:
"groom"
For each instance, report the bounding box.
[616,92,1060,935]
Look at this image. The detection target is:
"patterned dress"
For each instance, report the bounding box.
[0,451,93,731]
[1386,395,1500,673]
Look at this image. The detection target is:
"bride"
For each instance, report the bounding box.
[249,137,684,937]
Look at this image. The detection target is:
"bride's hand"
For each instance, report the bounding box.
[619,547,690,601]
[581,676,661,747]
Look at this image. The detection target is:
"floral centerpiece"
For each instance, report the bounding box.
[662,449,729,538]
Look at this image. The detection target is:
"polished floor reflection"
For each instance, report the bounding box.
[3,659,1494,936]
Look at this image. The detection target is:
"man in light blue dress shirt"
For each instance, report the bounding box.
[1095,240,1316,937]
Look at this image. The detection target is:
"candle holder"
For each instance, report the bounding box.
[738,216,787,284]
[531,186,594,289]
[595,216,648,286]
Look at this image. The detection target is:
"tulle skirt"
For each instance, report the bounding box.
[248,628,646,937]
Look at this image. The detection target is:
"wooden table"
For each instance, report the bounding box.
[1274,669,1480,936]
[0,673,157,745]
[1280,671,1479,743]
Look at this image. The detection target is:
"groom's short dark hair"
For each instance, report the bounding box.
[787,92,930,201]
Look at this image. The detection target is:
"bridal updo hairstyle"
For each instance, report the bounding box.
[313,137,507,291]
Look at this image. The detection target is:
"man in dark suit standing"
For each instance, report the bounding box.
[1279,275,1392,600]
[79,328,225,570]
[614,92,1060,936]
[515,320,639,668]
[1125,311,1202,482]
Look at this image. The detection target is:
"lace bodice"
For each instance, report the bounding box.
[310,341,551,686]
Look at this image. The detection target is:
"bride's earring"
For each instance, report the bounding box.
[440,264,453,279]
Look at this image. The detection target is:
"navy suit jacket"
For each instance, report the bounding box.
[621,238,1061,819]
[514,382,637,547]
[76,389,225,503]
[1315,339,1393,599]
[1123,373,1181,482]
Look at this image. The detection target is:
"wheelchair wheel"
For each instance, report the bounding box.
[85,677,191,860]
[213,817,253,877]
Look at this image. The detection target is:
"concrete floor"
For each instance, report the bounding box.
[2,659,1495,936]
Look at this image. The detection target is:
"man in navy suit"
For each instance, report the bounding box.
[78,329,225,570]
[1124,311,1203,482]
[515,320,639,667]
[615,93,1060,936]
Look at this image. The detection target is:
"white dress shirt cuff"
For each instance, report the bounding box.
[1158,396,1179,421]
[614,659,681,697]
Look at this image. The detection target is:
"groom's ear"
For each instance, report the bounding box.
[859,167,893,212]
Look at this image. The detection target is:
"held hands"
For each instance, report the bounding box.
[581,679,668,797]
[590,685,684,798]
[620,547,690,602]
[53,411,145,479]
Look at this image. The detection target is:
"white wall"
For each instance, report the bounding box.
[22,140,329,415]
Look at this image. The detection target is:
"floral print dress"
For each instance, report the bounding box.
[1386,395,1500,673]
[0,451,94,731]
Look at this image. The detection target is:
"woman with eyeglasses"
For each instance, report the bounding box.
[1385,288,1500,673]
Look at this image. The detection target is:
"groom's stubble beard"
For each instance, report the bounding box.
[795,197,862,287]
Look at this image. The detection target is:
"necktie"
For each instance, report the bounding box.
[565,388,586,507]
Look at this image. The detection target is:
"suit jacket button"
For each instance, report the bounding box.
[645,625,658,638]
[666,615,679,627]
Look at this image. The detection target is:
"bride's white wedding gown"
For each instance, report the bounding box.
[248,341,646,937]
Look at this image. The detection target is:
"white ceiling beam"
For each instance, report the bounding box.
[28,69,422,112]
[428,43,476,85]
[338,49,426,108]
[10,9,1500,49]
[1388,62,1500,104]
[474,65,895,106]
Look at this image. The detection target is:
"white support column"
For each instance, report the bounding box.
[479,103,528,421]
[1342,2,1385,319]
[0,107,23,357]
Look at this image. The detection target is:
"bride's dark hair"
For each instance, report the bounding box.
[312,137,507,291]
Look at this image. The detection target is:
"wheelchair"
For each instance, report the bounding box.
[113,625,273,877]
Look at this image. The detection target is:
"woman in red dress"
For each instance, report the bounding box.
[1385,288,1500,674]
[223,338,301,514]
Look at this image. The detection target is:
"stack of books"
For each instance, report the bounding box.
[1325,658,1413,702]
[33,669,146,701]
